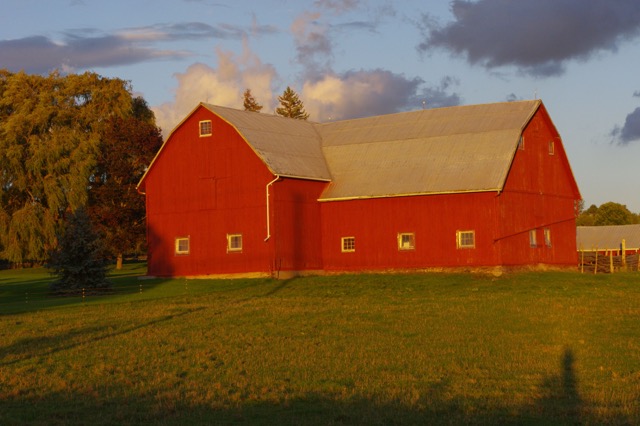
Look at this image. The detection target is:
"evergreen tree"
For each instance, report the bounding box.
[275,86,309,120]
[243,89,263,112]
[48,207,110,294]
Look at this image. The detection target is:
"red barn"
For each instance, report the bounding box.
[137,100,581,277]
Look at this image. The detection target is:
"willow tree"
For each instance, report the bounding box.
[0,70,133,264]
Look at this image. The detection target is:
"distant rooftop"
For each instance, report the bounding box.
[577,224,640,250]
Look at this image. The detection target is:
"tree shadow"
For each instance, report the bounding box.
[521,347,583,423]
[0,265,175,315]
[1,347,637,425]
[0,307,205,366]
[261,277,298,297]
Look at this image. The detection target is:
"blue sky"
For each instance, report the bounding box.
[2,0,640,212]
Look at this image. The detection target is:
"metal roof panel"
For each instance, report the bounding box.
[316,100,540,200]
[577,225,640,250]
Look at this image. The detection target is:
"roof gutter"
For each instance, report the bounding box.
[317,188,501,202]
[264,175,281,241]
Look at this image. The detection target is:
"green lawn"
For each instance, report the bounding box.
[1,265,639,425]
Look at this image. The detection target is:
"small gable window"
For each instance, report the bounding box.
[529,230,537,248]
[175,237,190,255]
[199,120,212,137]
[398,233,415,251]
[548,140,555,155]
[227,234,243,253]
[341,237,355,253]
[518,136,525,150]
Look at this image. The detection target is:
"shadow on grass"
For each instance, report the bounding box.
[261,277,298,297]
[0,306,205,367]
[522,348,583,423]
[0,264,174,315]
[1,348,636,425]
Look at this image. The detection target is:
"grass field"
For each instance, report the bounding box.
[1,265,640,425]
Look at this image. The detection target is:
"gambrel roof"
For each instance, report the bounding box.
[203,104,331,181]
[139,100,552,200]
[316,100,540,200]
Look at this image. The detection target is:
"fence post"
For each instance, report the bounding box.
[621,239,627,271]
[609,250,614,273]
[594,247,598,274]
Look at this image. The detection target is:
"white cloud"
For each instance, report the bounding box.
[152,40,277,136]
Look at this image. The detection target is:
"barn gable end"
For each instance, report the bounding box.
[139,105,277,277]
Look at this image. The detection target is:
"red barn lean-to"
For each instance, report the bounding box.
[137,100,581,278]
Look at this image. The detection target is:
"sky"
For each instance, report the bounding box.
[2,0,640,212]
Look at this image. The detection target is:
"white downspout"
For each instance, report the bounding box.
[264,175,280,241]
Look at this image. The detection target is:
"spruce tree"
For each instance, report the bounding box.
[275,86,309,120]
[243,88,263,112]
[48,207,110,294]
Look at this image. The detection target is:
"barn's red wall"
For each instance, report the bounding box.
[272,178,327,274]
[143,106,275,276]
[496,105,580,266]
[320,192,501,271]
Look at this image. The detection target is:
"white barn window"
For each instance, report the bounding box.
[199,120,212,137]
[175,237,190,255]
[456,230,475,249]
[398,233,415,250]
[544,228,552,247]
[227,234,243,253]
[341,237,355,252]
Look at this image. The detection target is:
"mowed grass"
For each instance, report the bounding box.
[1,266,640,425]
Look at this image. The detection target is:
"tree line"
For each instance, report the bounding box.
[576,201,640,226]
[0,70,163,269]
